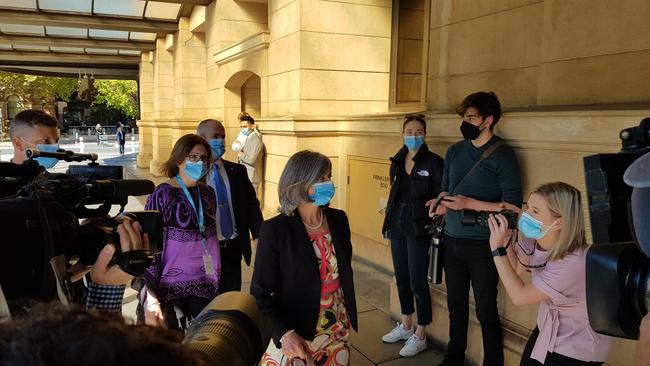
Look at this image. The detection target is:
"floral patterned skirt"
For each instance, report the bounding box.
[260,288,350,366]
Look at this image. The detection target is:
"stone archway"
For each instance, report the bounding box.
[224,70,264,204]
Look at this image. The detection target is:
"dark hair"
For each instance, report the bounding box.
[9,109,59,137]
[238,112,255,125]
[402,113,427,133]
[160,134,212,178]
[456,91,502,130]
[0,303,207,366]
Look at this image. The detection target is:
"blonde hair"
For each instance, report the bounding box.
[531,182,587,261]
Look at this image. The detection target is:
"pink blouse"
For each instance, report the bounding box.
[516,238,612,363]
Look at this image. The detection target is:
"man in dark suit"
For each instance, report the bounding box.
[197,119,263,293]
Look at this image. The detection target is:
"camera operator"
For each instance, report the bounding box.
[487,182,612,365]
[7,110,60,168]
[426,91,523,366]
[85,220,150,312]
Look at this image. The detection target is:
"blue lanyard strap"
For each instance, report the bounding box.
[175,175,207,252]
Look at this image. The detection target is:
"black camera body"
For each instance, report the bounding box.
[461,209,518,229]
[584,118,650,339]
[0,151,158,303]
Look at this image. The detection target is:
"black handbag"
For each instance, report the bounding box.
[427,140,505,284]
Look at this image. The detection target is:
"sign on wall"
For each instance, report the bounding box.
[347,157,391,244]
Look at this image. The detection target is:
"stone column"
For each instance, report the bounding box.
[136,52,154,168]
[149,37,175,176]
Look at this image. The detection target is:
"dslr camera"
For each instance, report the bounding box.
[461,209,518,229]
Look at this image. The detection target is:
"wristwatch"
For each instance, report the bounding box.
[491,247,508,257]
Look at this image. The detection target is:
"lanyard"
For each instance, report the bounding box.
[176,175,207,252]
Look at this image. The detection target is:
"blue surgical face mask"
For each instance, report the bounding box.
[309,181,335,206]
[208,139,225,159]
[183,160,206,181]
[35,143,60,169]
[518,212,558,240]
[404,136,424,151]
[241,128,251,136]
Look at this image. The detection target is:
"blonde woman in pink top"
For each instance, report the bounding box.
[487,182,612,366]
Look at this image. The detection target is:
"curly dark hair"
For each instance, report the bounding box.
[456,91,502,130]
[0,303,207,366]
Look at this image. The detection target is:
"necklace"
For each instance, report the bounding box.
[303,209,323,230]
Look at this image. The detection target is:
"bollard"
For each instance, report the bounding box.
[131,135,136,154]
[79,136,85,153]
[75,131,79,142]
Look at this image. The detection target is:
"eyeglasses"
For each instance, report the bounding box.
[187,153,209,163]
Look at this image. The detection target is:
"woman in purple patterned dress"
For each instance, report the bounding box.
[140,134,220,331]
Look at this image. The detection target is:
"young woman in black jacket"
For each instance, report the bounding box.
[380,114,444,358]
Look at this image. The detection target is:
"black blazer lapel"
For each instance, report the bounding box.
[288,214,320,277]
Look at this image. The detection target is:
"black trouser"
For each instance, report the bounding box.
[218,239,243,293]
[119,143,125,154]
[388,202,432,325]
[520,328,603,366]
[443,235,503,366]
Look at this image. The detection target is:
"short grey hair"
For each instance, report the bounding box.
[278,150,332,216]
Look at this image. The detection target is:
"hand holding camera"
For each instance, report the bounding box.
[90,220,150,286]
[487,214,513,251]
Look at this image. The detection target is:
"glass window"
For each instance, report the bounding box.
[0,0,36,9]
[39,0,91,13]
[50,46,84,53]
[46,26,88,37]
[145,2,181,20]
[13,44,49,51]
[391,0,429,105]
[94,0,146,17]
[85,48,118,54]
[129,32,157,41]
[0,24,44,35]
[118,50,141,56]
[89,29,129,40]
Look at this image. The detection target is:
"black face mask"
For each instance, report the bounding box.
[460,121,483,140]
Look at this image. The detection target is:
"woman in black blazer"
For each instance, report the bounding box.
[251,150,357,366]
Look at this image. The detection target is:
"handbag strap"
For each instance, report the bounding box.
[450,140,505,195]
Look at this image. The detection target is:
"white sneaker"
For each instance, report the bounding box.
[399,334,427,357]
[381,322,414,343]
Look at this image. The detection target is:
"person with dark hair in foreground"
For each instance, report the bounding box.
[0,303,207,366]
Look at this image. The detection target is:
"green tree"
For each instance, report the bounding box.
[93,80,139,119]
[0,72,77,101]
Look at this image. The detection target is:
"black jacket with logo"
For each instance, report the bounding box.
[382,143,444,238]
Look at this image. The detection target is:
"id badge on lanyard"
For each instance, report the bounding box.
[176,175,215,275]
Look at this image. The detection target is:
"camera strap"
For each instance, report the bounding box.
[451,140,505,196]
[434,140,506,227]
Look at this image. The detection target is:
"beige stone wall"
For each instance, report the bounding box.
[428,0,650,110]
[135,0,647,364]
